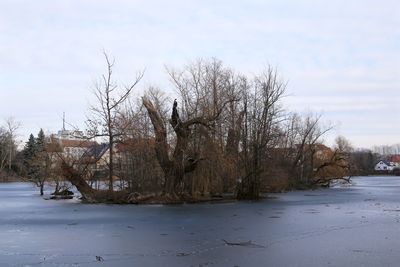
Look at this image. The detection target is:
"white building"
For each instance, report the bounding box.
[48,127,97,160]
[374,161,395,171]
[55,129,85,140]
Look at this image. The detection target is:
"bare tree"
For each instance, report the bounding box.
[5,117,21,171]
[143,97,222,198]
[310,136,354,186]
[112,87,168,193]
[0,127,10,172]
[143,59,241,199]
[237,67,286,199]
[0,118,20,180]
[166,59,244,196]
[87,53,144,191]
[277,112,332,184]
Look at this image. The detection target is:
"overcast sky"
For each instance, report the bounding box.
[0,0,399,148]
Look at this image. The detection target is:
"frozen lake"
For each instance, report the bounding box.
[1,176,400,266]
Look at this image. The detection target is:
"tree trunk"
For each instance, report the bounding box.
[108,135,114,191]
[60,163,180,204]
[164,170,178,197]
[142,98,204,199]
[40,183,44,196]
[61,163,97,201]
[54,180,59,195]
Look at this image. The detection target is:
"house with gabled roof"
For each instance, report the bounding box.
[374,160,395,171]
[82,143,110,171]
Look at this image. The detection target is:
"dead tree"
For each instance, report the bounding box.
[143,97,232,198]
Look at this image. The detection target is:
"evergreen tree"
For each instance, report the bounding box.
[23,133,36,164]
[22,129,48,195]
[35,129,46,153]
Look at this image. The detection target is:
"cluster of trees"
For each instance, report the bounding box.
[349,149,378,176]
[19,130,47,195]
[50,57,356,203]
[17,129,64,195]
[8,56,384,203]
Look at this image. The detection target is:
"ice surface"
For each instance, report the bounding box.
[1,176,400,266]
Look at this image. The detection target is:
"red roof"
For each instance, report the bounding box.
[389,155,400,163]
[51,137,97,148]
[115,138,156,153]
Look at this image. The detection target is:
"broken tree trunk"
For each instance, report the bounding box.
[142,98,209,198]
[61,163,133,203]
